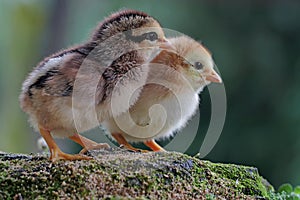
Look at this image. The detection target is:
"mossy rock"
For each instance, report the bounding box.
[0,148,273,199]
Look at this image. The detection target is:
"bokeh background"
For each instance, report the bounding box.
[0,0,299,189]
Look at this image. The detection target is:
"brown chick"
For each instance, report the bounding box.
[102,35,222,152]
[19,10,173,161]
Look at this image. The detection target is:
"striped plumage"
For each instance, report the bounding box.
[19,10,172,161]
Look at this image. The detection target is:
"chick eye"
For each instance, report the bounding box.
[194,62,204,70]
[144,32,158,41]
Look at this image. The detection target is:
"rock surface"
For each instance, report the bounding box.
[0,148,273,199]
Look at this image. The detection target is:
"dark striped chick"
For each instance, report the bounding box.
[19,10,173,161]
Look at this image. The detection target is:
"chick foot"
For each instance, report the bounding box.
[50,150,92,162]
[112,133,149,153]
[39,126,92,162]
[119,144,150,153]
[144,140,166,152]
[69,134,110,154]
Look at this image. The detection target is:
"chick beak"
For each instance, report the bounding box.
[205,69,222,83]
[158,37,175,51]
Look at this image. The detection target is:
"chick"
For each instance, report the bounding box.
[19,10,172,161]
[102,36,222,152]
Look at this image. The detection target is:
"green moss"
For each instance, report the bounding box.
[195,161,271,198]
[0,149,273,199]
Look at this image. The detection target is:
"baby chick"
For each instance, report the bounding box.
[19,10,172,161]
[102,35,222,152]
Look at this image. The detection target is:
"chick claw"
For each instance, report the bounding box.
[119,144,149,153]
[39,127,93,162]
[69,133,110,155]
[112,133,150,153]
[50,151,92,162]
[79,143,110,154]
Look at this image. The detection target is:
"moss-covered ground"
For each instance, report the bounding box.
[0,148,273,199]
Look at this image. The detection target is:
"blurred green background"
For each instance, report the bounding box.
[0,0,299,189]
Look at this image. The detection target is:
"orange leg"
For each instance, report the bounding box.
[144,140,166,152]
[112,133,149,153]
[39,126,91,162]
[69,133,110,154]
